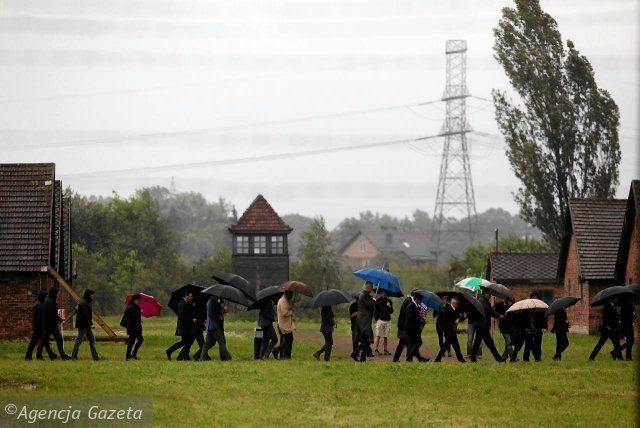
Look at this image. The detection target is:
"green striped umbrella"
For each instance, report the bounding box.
[455,277,491,293]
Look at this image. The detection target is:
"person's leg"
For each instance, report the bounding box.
[523,333,531,361]
[358,332,369,362]
[192,331,205,361]
[405,336,416,362]
[470,328,483,362]
[392,337,405,362]
[166,338,186,359]
[534,332,543,360]
[554,331,568,359]
[212,330,232,361]
[623,324,634,360]
[86,329,99,360]
[450,333,466,362]
[71,329,85,359]
[373,334,380,353]
[481,329,503,361]
[132,333,144,357]
[126,335,135,359]
[434,334,449,362]
[510,334,524,362]
[466,325,474,356]
[50,329,68,358]
[589,332,609,360]
[260,324,276,359]
[609,330,623,360]
[286,333,294,359]
[323,331,333,362]
[199,332,215,361]
[180,334,195,360]
[383,336,389,354]
[25,332,40,360]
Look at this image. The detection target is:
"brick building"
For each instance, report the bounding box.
[340,226,438,270]
[0,163,74,338]
[558,198,627,334]
[229,195,292,293]
[617,180,640,285]
[485,252,561,303]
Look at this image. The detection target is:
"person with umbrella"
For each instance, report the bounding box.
[470,288,505,363]
[199,295,232,361]
[373,289,393,356]
[258,295,279,360]
[406,291,429,362]
[493,297,513,360]
[313,305,336,361]
[37,287,70,360]
[355,282,375,362]
[71,289,100,361]
[434,296,451,358]
[25,291,56,361]
[349,294,360,361]
[121,294,144,360]
[392,288,418,362]
[524,291,548,361]
[589,297,624,360]
[277,291,296,359]
[166,292,198,361]
[551,307,570,361]
[434,296,466,362]
[191,298,210,361]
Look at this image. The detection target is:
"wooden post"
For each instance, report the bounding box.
[47,266,119,339]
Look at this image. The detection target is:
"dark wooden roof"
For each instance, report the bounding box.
[486,252,559,284]
[560,198,627,281]
[228,194,292,234]
[0,163,56,272]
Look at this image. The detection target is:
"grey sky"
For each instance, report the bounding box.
[0,0,637,227]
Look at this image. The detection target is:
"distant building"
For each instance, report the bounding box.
[0,163,73,338]
[558,198,627,334]
[340,226,438,270]
[485,252,561,304]
[228,195,292,293]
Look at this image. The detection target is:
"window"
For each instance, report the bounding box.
[254,236,267,254]
[359,242,366,253]
[271,236,284,254]
[236,236,249,254]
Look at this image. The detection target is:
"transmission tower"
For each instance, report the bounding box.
[432,40,477,254]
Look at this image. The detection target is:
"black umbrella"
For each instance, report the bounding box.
[544,296,581,317]
[628,283,639,293]
[310,289,352,308]
[211,272,256,301]
[435,290,485,320]
[589,286,636,307]
[349,291,360,299]
[246,286,285,311]
[481,283,515,302]
[202,284,251,307]
[168,284,205,314]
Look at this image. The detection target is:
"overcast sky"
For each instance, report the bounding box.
[1,0,638,227]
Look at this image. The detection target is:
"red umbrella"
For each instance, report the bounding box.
[125,293,163,318]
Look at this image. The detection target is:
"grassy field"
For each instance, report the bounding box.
[0,315,637,427]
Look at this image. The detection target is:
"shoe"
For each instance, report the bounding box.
[60,354,71,361]
[25,356,32,361]
[458,359,466,363]
[71,357,77,361]
[129,356,138,360]
[374,349,380,356]
[392,359,399,363]
[498,357,508,363]
[272,349,280,360]
[552,355,560,361]
[313,352,320,361]
[626,357,633,361]
[165,350,172,361]
[36,356,45,361]
[93,356,100,361]
[383,350,391,356]
[470,358,478,363]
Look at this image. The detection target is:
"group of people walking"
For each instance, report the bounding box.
[24,284,636,363]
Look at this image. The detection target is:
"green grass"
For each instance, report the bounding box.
[0,316,637,427]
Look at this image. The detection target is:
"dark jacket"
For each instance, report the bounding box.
[320,306,335,332]
[601,301,619,331]
[405,300,422,337]
[530,311,548,333]
[122,301,142,334]
[205,298,223,332]
[32,291,47,334]
[619,299,635,325]
[551,308,569,334]
[356,292,375,341]
[510,310,533,336]
[75,289,94,330]
[494,301,512,334]
[397,297,412,332]
[348,300,358,331]
[258,301,276,329]
[440,303,463,333]
[374,296,393,321]
[43,287,62,330]
[176,298,196,336]
[477,296,500,329]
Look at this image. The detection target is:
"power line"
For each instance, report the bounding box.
[62,134,442,179]
[5,99,445,152]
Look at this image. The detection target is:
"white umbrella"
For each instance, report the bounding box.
[506,298,549,313]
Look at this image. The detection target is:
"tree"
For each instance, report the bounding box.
[297,217,341,292]
[492,0,621,246]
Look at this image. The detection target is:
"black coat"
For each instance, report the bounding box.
[440,303,463,333]
[348,301,358,331]
[175,298,196,336]
[75,299,93,330]
[405,300,422,337]
[31,292,47,335]
[619,299,635,325]
[356,292,375,342]
[374,296,393,321]
[122,302,142,334]
[530,311,548,333]
[551,308,569,334]
[397,297,412,332]
[494,301,512,334]
[510,310,533,336]
[43,289,62,330]
[477,296,500,329]
[601,301,619,331]
[320,306,335,332]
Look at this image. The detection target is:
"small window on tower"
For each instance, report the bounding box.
[236,236,249,254]
[254,236,267,254]
[271,236,284,254]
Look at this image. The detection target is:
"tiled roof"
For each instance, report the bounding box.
[228,194,292,234]
[486,252,559,284]
[360,228,437,262]
[569,198,627,280]
[0,163,55,272]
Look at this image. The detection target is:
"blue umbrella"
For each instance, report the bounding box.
[413,289,443,312]
[352,268,403,297]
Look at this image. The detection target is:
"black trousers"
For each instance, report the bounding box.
[358,331,372,362]
[315,331,333,361]
[393,333,407,362]
[200,329,232,361]
[191,330,209,360]
[621,322,634,360]
[350,327,361,359]
[26,330,55,360]
[435,330,465,362]
[436,326,450,355]
[37,327,67,358]
[281,332,294,359]
[167,333,195,360]
[126,330,144,359]
[259,324,278,359]
[553,330,569,359]
[589,327,623,360]
[406,333,424,362]
[524,331,543,361]
[470,325,502,362]
[511,331,537,361]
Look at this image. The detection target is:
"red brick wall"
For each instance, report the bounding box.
[625,218,640,284]
[563,236,592,333]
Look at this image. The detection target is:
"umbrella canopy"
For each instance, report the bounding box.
[310,289,352,308]
[589,286,636,307]
[544,296,581,317]
[168,284,205,314]
[435,290,485,320]
[352,268,403,297]
[125,293,163,318]
[246,286,285,311]
[212,272,256,301]
[414,290,443,312]
[506,298,549,313]
[280,280,313,297]
[349,291,361,299]
[455,277,491,293]
[627,283,639,293]
[482,283,515,302]
[202,284,251,307]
